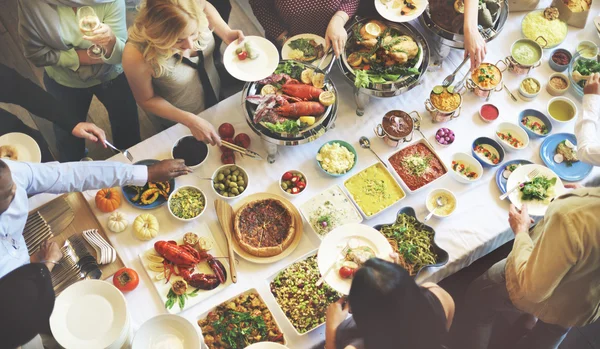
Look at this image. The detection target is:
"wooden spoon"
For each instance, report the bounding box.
[214,199,237,283]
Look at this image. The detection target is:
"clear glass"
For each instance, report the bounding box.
[76,6,105,59]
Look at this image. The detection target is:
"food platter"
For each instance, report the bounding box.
[230,192,303,264]
[122,159,175,209]
[196,288,287,348]
[138,224,232,314]
[223,36,279,82]
[374,0,428,23]
[539,133,592,182]
[317,223,394,295]
[507,164,566,217]
[281,33,333,68]
[495,159,534,194]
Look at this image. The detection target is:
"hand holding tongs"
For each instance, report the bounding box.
[221,140,263,161]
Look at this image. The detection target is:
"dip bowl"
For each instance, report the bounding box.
[449,152,483,184]
[424,87,462,123]
[504,38,546,75]
[472,137,505,168]
[518,77,541,101]
[479,103,499,123]
[495,122,530,151]
[317,140,358,177]
[547,96,577,124]
[425,188,457,219]
[279,169,308,197]
[374,110,422,147]
[546,73,570,97]
[549,48,572,72]
[518,109,553,138]
[171,135,209,169]
[211,164,250,200]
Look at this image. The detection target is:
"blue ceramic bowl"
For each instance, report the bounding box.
[471,137,505,168]
[549,48,572,72]
[373,207,449,278]
[316,140,357,177]
[518,109,553,138]
[122,159,175,209]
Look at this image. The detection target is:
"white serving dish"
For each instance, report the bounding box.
[171,135,209,169]
[425,188,458,219]
[279,169,308,197]
[495,122,530,151]
[167,185,207,222]
[299,185,363,239]
[547,96,578,124]
[138,223,232,314]
[132,314,202,349]
[387,138,449,194]
[211,164,250,200]
[448,153,483,184]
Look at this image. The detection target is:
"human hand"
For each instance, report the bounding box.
[326,298,349,332]
[72,122,106,146]
[37,240,62,272]
[464,27,487,70]
[584,73,600,95]
[564,183,583,189]
[224,29,245,45]
[147,159,192,182]
[325,14,348,58]
[82,23,116,48]
[509,204,533,235]
[186,116,221,146]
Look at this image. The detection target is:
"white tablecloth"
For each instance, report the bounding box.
[29,8,600,348]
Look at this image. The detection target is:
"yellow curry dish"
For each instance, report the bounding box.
[472,63,502,89]
[430,88,461,112]
[344,163,406,217]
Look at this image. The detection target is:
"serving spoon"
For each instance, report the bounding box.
[359,136,388,168]
[424,196,445,222]
[443,55,469,87]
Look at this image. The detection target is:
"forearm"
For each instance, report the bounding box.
[138,96,196,126]
[77,50,104,65]
[325,328,337,349]
[205,2,232,43]
[463,0,479,32]
[575,94,600,165]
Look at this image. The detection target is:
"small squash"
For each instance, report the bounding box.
[96,188,121,213]
[140,188,161,205]
[133,213,159,241]
[107,211,128,233]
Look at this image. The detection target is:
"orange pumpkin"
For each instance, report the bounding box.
[95,188,121,213]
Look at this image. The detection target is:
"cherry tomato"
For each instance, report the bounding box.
[339,266,355,279]
[238,51,248,60]
[282,172,293,181]
[113,268,139,292]
[296,181,306,189]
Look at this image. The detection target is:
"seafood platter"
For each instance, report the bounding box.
[339,18,430,115]
[242,60,338,163]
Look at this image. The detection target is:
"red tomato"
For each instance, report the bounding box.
[237,51,248,60]
[113,268,139,292]
[339,266,355,279]
[290,176,299,183]
[296,181,306,189]
[282,172,293,181]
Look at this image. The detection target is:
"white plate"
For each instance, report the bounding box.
[223,36,279,82]
[132,314,202,349]
[50,280,128,349]
[281,33,333,68]
[0,132,41,163]
[245,343,290,349]
[507,164,566,217]
[317,223,393,295]
[375,0,428,23]
[138,222,232,314]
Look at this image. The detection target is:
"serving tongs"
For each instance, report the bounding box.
[221,140,263,161]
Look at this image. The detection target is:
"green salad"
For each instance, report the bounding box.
[573,58,600,88]
[520,176,557,202]
[169,187,205,219]
[262,119,307,135]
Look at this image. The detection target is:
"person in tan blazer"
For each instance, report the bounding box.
[461,181,600,349]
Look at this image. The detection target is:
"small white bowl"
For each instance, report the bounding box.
[494,122,530,151]
[425,188,457,219]
[518,77,541,102]
[167,185,206,221]
[211,164,249,200]
[132,314,201,349]
[171,135,209,170]
[547,96,578,124]
[279,170,308,197]
[448,152,483,184]
[578,40,599,59]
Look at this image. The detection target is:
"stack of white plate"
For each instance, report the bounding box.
[132,314,202,349]
[50,280,132,349]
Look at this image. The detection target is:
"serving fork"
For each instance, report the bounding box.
[104,140,134,162]
[442,55,469,87]
[499,168,540,201]
[316,244,350,287]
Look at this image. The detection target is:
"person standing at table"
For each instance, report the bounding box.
[17,0,141,162]
[575,72,600,165]
[0,158,191,279]
[249,0,359,57]
[123,0,244,146]
[0,63,108,163]
[461,182,600,349]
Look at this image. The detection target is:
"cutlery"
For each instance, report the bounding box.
[424,196,445,222]
[214,199,238,283]
[503,83,518,102]
[443,55,469,87]
[499,168,540,201]
[359,136,388,168]
[315,47,334,70]
[594,16,600,33]
[83,229,116,264]
[316,244,351,287]
[104,140,134,162]
[221,140,263,161]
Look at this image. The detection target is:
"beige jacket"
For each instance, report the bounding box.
[506,187,600,328]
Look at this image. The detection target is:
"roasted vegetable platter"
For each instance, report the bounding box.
[138,223,232,314]
[122,159,175,209]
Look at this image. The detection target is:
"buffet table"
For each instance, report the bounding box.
[29,7,600,348]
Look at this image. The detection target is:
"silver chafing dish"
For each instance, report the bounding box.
[241,60,338,163]
[338,17,430,116]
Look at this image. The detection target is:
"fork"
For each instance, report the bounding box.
[104,140,134,162]
[442,55,469,87]
[499,168,540,201]
[316,244,350,287]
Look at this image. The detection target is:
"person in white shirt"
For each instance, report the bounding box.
[0,159,191,278]
[575,72,600,165]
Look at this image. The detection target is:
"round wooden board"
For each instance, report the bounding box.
[230,193,304,264]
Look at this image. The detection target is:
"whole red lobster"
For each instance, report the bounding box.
[281,82,323,101]
[154,241,227,290]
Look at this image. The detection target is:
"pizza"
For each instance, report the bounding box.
[234,198,296,257]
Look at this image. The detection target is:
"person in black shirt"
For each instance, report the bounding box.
[0,64,107,162]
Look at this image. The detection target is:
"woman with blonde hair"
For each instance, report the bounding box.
[123,0,244,145]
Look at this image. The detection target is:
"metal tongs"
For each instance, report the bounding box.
[221,140,263,161]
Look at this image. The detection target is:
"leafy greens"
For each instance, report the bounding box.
[262,119,306,134]
[520,176,557,202]
[274,61,304,80]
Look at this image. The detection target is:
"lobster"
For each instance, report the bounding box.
[275,101,325,118]
[281,83,324,101]
[154,241,227,290]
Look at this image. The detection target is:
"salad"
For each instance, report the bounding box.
[520,176,557,202]
[287,38,325,62]
[572,58,600,88]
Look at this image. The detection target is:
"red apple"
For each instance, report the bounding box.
[221,152,235,164]
[218,123,235,138]
[234,133,251,149]
[220,137,234,153]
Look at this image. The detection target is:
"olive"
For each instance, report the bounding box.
[231,175,237,182]
[223,169,231,176]
[224,180,230,187]
[286,189,292,193]
[231,188,239,195]
[232,170,240,176]
[214,183,220,190]
[217,173,225,181]
[281,182,288,190]
[230,165,237,171]
[229,182,238,188]
[237,180,244,187]
[239,186,245,192]
[226,175,232,180]
[219,183,226,190]
[297,174,303,179]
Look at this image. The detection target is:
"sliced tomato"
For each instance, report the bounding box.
[296,181,306,189]
[282,171,293,181]
[113,267,140,292]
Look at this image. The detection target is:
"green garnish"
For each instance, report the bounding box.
[520,176,557,202]
[401,155,431,177]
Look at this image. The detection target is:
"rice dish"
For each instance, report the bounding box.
[522,11,567,48]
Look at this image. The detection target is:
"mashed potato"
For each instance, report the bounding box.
[317,143,355,174]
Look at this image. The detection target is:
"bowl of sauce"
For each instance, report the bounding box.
[577,41,599,59]
[518,109,552,138]
[507,39,544,75]
[546,73,570,96]
[171,135,209,169]
[425,188,457,218]
[518,77,541,101]
[479,103,499,123]
[547,97,577,123]
[549,48,572,72]
[374,110,419,147]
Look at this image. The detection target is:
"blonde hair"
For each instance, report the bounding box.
[128,0,211,77]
